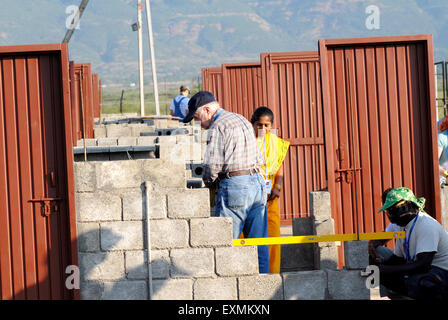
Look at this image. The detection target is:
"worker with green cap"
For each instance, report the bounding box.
[375,187,448,300]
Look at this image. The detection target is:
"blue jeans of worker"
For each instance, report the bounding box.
[215,173,269,273]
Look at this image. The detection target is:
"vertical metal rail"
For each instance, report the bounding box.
[145,0,160,115]
[346,58,360,241]
[79,70,87,162]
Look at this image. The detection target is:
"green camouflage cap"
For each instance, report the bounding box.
[378,187,425,213]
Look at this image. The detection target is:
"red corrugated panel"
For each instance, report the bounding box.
[221,62,264,121]
[73,63,94,139]
[69,61,79,146]
[319,35,440,265]
[261,52,327,224]
[92,73,100,118]
[0,44,78,300]
[202,67,224,105]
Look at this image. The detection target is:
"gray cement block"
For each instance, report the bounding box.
[310,191,331,220]
[76,192,122,222]
[77,138,97,147]
[106,125,132,137]
[137,136,156,146]
[193,278,237,300]
[167,188,210,218]
[314,218,335,236]
[190,217,233,247]
[100,221,144,251]
[315,245,339,270]
[118,137,137,146]
[150,219,189,249]
[96,160,142,190]
[152,279,193,300]
[150,250,170,279]
[123,191,144,221]
[170,248,214,278]
[94,127,107,138]
[291,217,315,269]
[327,270,370,300]
[215,247,259,276]
[143,159,186,188]
[146,188,167,220]
[79,252,125,281]
[238,274,283,300]
[154,119,168,129]
[283,271,327,300]
[102,280,147,300]
[344,241,369,270]
[76,222,100,252]
[74,162,96,192]
[125,251,147,279]
[97,138,118,146]
[80,280,103,300]
[156,135,177,145]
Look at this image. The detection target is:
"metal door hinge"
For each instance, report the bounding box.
[28,198,63,217]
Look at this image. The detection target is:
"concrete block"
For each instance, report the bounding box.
[156,135,177,145]
[76,222,100,252]
[79,252,124,281]
[280,244,314,272]
[97,138,118,146]
[102,281,147,300]
[315,245,339,270]
[146,188,167,220]
[194,278,237,300]
[190,217,233,247]
[344,241,369,270]
[76,192,122,222]
[327,270,370,300]
[143,159,186,188]
[123,191,144,221]
[150,219,189,249]
[154,119,168,129]
[106,125,132,137]
[314,218,335,236]
[158,144,187,163]
[291,217,315,269]
[96,160,142,190]
[215,246,259,276]
[150,250,170,279]
[132,125,155,137]
[137,136,156,146]
[94,127,107,138]
[118,137,137,146]
[167,188,210,218]
[170,248,214,278]
[80,280,103,300]
[152,279,193,300]
[310,191,331,220]
[100,221,144,251]
[283,271,327,300]
[125,251,147,279]
[77,138,97,147]
[74,162,96,192]
[238,274,283,300]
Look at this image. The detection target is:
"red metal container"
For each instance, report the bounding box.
[319,34,440,264]
[0,43,79,300]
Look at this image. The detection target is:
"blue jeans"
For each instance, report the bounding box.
[215,173,269,273]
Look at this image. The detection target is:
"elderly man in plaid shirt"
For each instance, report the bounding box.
[183,91,269,273]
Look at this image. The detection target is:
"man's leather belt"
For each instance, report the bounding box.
[218,168,258,179]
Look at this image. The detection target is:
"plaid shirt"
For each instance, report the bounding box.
[203,109,264,186]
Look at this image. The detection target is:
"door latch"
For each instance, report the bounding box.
[28,198,63,217]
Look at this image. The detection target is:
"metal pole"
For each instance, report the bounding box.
[62,0,90,43]
[137,0,145,116]
[144,0,160,115]
[144,181,153,300]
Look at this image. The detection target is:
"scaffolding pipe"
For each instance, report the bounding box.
[144,0,160,115]
[137,0,145,116]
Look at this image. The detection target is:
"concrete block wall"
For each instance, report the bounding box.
[74,158,372,300]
